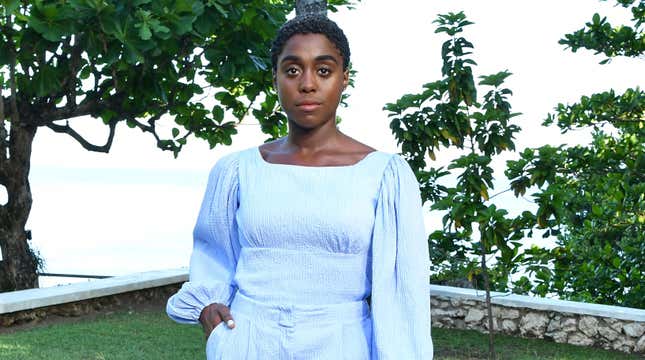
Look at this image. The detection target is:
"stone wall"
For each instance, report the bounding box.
[0,269,187,330]
[2,270,643,355]
[430,290,645,354]
[0,283,180,329]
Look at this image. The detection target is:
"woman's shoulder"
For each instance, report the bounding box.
[207,148,257,179]
[339,136,379,163]
[210,147,260,167]
[338,136,410,169]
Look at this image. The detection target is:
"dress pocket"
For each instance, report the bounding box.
[206,312,254,360]
[340,316,372,360]
[206,321,230,359]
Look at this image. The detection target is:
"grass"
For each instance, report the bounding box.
[432,327,642,359]
[0,309,641,359]
[0,310,205,359]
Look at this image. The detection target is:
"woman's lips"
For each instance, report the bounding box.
[297,102,321,112]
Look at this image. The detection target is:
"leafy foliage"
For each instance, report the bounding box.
[389,1,644,310]
[385,12,523,293]
[386,13,528,357]
[0,0,359,155]
[0,0,359,291]
[505,0,644,308]
[559,0,644,63]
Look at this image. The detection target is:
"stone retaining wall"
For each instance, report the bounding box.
[0,269,187,330]
[2,270,643,354]
[430,288,645,354]
[0,283,179,329]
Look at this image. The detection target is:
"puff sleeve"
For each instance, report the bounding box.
[370,155,433,359]
[166,153,241,324]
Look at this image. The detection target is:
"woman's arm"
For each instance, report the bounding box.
[370,155,433,359]
[166,153,241,327]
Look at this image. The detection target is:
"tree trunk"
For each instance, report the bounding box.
[481,239,495,360]
[0,123,39,292]
[296,0,327,17]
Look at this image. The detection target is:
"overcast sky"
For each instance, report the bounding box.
[9,1,642,286]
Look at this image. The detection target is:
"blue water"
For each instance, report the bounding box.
[25,167,207,288]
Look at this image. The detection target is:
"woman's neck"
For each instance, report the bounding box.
[285,121,344,155]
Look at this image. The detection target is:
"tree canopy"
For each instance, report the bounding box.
[507,0,644,307]
[0,0,358,291]
[387,0,643,309]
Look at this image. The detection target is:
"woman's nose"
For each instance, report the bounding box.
[299,70,317,92]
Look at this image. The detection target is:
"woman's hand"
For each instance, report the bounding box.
[199,303,235,338]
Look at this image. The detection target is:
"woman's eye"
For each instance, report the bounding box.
[318,68,331,76]
[286,67,299,75]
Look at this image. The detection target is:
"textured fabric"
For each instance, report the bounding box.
[166,147,433,359]
[206,292,372,359]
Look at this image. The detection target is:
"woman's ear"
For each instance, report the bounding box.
[272,71,277,89]
[342,68,349,91]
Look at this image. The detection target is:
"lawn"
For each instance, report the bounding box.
[0,309,640,359]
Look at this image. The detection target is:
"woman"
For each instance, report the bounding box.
[167,14,432,359]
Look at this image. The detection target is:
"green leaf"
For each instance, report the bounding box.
[101,110,117,124]
[479,70,512,87]
[138,24,152,40]
[1,0,20,15]
[79,65,91,80]
[212,105,225,122]
[171,127,180,138]
[212,2,228,18]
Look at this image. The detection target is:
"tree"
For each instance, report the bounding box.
[386,12,524,359]
[296,0,327,17]
[506,0,644,308]
[0,0,356,292]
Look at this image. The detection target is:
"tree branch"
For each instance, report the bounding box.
[127,113,192,153]
[46,120,116,153]
[489,187,513,200]
[99,33,119,91]
[29,90,124,126]
[0,204,7,224]
[55,35,84,108]
[0,95,7,163]
[127,116,154,133]
[0,23,11,36]
[7,15,20,125]
[296,0,327,17]
[91,66,101,92]
[0,162,7,186]
[128,114,166,146]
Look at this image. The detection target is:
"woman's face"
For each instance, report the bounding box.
[274,33,349,130]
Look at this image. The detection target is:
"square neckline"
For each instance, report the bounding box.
[255,146,380,169]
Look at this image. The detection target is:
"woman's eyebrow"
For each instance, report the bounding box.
[280,54,339,64]
[314,55,339,64]
[280,55,301,64]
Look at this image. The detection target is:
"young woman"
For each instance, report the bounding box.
[167,14,432,359]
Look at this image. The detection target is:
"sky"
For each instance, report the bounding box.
[4,1,642,287]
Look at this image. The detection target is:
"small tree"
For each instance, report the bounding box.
[386,12,525,359]
[506,0,644,308]
[0,0,357,292]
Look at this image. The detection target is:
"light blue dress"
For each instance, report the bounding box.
[167,147,432,359]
